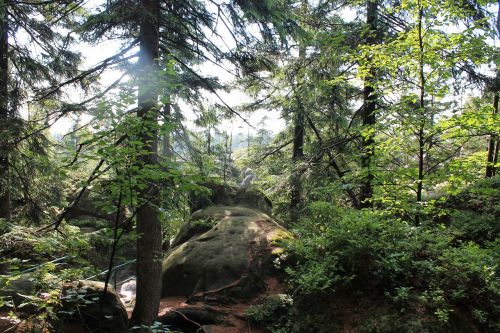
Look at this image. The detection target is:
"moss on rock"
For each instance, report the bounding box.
[162,187,290,301]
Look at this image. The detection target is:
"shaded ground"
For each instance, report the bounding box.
[123,276,285,333]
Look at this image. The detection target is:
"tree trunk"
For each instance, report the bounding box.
[223,132,228,182]
[207,126,211,155]
[290,90,305,223]
[0,2,10,220]
[486,0,500,177]
[290,0,307,223]
[416,3,425,225]
[359,0,378,208]
[493,136,499,176]
[486,91,499,177]
[162,101,172,160]
[130,0,162,327]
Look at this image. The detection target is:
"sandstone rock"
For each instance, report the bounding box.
[162,186,290,301]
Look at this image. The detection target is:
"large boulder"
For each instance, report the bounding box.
[162,186,290,301]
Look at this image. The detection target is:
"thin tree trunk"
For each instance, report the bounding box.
[223,132,228,182]
[290,91,305,223]
[486,0,500,177]
[359,0,378,208]
[416,2,425,225]
[130,0,162,327]
[0,2,10,220]
[162,101,172,160]
[493,137,499,176]
[486,91,498,177]
[247,126,250,157]
[290,0,307,223]
[207,126,211,155]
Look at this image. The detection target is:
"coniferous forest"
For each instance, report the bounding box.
[0,0,499,332]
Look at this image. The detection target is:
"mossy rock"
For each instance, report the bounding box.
[55,280,128,333]
[161,205,291,300]
[0,275,35,309]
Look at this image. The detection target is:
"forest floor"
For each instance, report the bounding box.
[122,276,285,333]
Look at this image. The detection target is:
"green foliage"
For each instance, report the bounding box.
[246,294,293,333]
[0,221,97,327]
[130,321,177,332]
[449,211,498,243]
[0,223,90,261]
[444,176,500,244]
[0,0,497,330]
[191,217,218,230]
[285,200,500,331]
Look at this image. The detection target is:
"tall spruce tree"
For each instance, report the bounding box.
[289,0,308,222]
[0,1,9,219]
[130,0,162,326]
[0,0,82,220]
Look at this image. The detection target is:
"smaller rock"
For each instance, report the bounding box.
[0,275,35,309]
[56,280,128,333]
[158,305,221,332]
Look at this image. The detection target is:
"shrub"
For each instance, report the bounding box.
[443,176,500,244]
[246,294,293,333]
[285,202,500,332]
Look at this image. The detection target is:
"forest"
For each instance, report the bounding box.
[0,0,499,332]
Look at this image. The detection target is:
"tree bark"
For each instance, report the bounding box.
[162,101,172,160]
[0,1,10,220]
[290,92,304,221]
[493,136,499,176]
[359,0,378,208]
[485,1,500,177]
[290,89,305,223]
[130,0,162,327]
[486,91,498,177]
[290,0,307,223]
[416,3,425,225]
